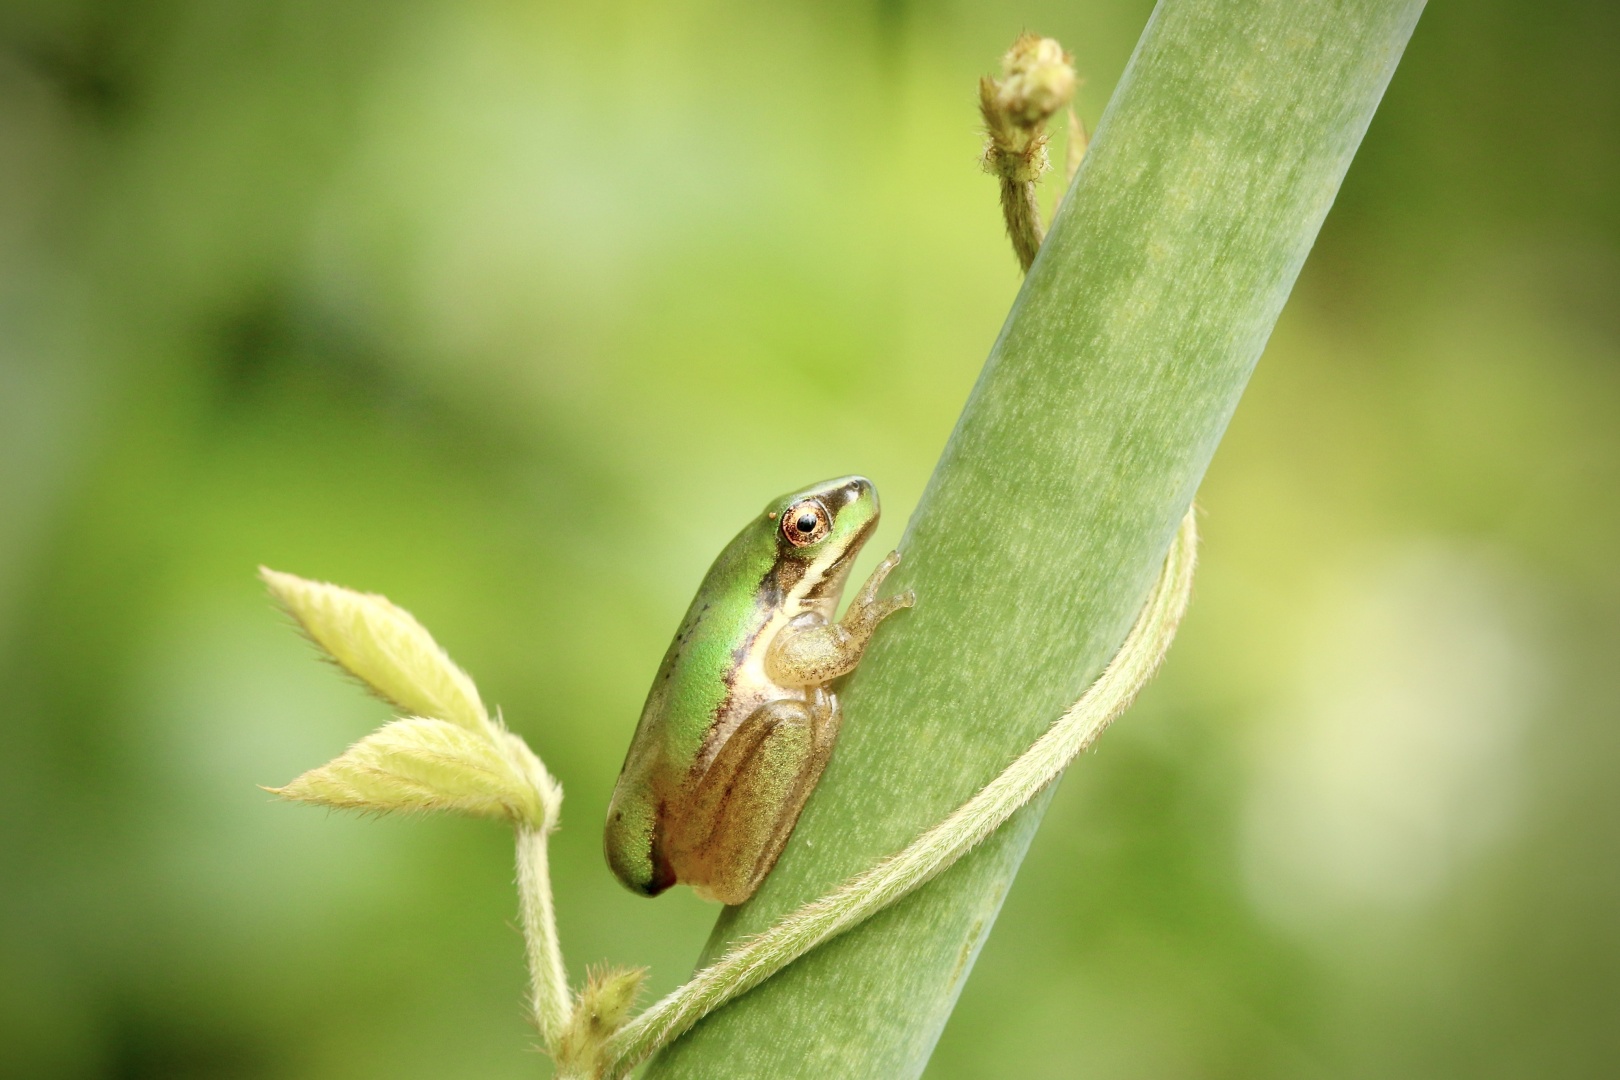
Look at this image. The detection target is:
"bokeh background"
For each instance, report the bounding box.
[2,0,1617,1076]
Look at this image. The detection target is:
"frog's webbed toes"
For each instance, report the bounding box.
[854,549,907,605]
[867,589,914,621]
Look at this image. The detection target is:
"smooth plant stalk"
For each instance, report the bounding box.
[648,1,1425,1076]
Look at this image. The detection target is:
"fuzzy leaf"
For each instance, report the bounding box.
[261,568,489,734]
[270,715,544,824]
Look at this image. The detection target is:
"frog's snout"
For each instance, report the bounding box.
[836,476,872,507]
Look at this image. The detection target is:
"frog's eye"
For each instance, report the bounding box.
[781,500,830,547]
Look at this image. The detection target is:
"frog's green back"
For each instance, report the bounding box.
[648,526,781,768]
[604,512,780,895]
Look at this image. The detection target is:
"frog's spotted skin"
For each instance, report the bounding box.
[604,476,913,905]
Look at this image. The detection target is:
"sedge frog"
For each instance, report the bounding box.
[604,476,913,905]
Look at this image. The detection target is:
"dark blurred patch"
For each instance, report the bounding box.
[871,0,908,59]
[203,280,629,542]
[102,1001,278,1080]
[1531,245,1620,347]
[1330,0,1620,250]
[6,4,148,127]
[208,283,522,478]
[212,285,403,415]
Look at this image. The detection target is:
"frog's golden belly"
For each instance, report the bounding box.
[664,610,843,905]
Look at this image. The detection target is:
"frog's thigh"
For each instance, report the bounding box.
[681,698,834,906]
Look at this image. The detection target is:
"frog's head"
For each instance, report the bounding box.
[765,475,880,601]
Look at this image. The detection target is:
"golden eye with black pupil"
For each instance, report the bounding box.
[781,500,830,547]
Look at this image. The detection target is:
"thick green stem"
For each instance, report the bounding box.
[604,511,1195,1077]
[645,0,1424,1076]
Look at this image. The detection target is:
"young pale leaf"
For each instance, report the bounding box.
[270,715,546,824]
[260,568,490,735]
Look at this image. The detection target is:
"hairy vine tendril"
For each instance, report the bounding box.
[594,507,1197,1078]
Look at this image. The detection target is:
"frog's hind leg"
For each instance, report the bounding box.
[669,696,838,906]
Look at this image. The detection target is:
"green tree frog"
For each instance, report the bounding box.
[604,476,914,905]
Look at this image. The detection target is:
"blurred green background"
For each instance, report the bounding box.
[2,0,1617,1076]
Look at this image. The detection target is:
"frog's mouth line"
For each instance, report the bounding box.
[811,513,878,597]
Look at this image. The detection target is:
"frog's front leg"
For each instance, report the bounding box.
[668,695,839,905]
[768,549,915,687]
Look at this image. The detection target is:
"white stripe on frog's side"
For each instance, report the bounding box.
[693,517,872,775]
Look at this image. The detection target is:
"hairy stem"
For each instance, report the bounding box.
[999,177,1044,273]
[516,825,570,1045]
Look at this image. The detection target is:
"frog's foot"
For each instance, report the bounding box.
[854,586,915,625]
[668,699,833,906]
[851,549,915,620]
[853,549,905,605]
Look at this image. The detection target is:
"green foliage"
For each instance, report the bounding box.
[605,512,1196,1076]
[272,715,540,822]
[262,568,559,827]
[258,496,1194,1078]
[4,1,1620,1079]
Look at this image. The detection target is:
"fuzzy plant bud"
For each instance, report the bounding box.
[994,34,1077,127]
[554,966,649,1077]
[979,33,1079,271]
